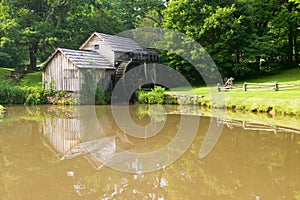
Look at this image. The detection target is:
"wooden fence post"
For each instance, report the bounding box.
[217,83,220,92]
[274,81,279,91]
[243,82,247,91]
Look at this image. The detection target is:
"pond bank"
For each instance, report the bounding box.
[223,96,300,116]
[167,83,300,116]
[184,97,300,117]
[162,90,300,117]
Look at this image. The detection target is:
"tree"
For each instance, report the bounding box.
[162,0,299,79]
[272,0,300,65]
[0,0,125,71]
[101,0,166,28]
[0,2,27,68]
[4,0,52,71]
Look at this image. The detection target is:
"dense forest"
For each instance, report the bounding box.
[0,0,299,80]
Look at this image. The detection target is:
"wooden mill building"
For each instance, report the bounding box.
[43,32,158,92]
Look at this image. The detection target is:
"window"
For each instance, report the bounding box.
[94,44,99,50]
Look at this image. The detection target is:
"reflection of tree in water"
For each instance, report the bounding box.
[137,104,166,122]
[2,105,299,199]
[41,109,300,200]
[64,167,170,199]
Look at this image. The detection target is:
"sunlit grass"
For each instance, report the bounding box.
[0,67,43,88]
[0,67,14,78]
[19,71,43,88]
[170,68,300,115]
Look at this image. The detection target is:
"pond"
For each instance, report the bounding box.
[0,105,299,200]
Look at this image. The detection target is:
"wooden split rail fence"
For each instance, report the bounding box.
[242,81,300,91]
[218,81,300,92]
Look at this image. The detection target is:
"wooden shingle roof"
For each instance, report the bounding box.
[46,48,114,69]
[95,32,144,52]
[81,32,146,53]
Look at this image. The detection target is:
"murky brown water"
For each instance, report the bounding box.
[0,105,299,200]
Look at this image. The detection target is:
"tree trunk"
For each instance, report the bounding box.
[288,33,294,64]
[294,35,298,63]
[28,41,38,72]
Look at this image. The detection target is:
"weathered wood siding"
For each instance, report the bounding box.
[44,52,80,91]
[80,35,115,65]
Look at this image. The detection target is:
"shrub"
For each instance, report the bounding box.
[23,87,49,105]
[95,85,108,105]
[136,86,165,104]
[24,94,41,105]
[0,80,25,104]
[137,90,148,103]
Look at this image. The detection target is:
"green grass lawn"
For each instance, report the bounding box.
[0,67,43,88]
[19,71,43,88]
[169,67,300,115]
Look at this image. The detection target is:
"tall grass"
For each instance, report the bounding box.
[136,86,165,104]
[0,80,25,104]
[0,70,68,105]
[0,67,14,78]
[0,79,50,105]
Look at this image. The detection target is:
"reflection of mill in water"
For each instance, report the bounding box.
[42,106,223,169]
[43,106,164,171]
[42,106,169,198]
[43,106,120,170]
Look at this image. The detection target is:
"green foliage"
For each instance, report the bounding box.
[24,93,41,105]
[0,2,27,68]
[95,85,108,105]
[1,0,299,87]
[48,78,55,95]
[0,0,125,70]
[0,75,55,106]
[23,87,49,105]
[0,67,14,78]
[136,86,165,104]
[136,90,148,104]
[0,71,80,106]
[102,0,166,28]
[137,104,166,122]
[162,0,300,79]
[0,80,25,104]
